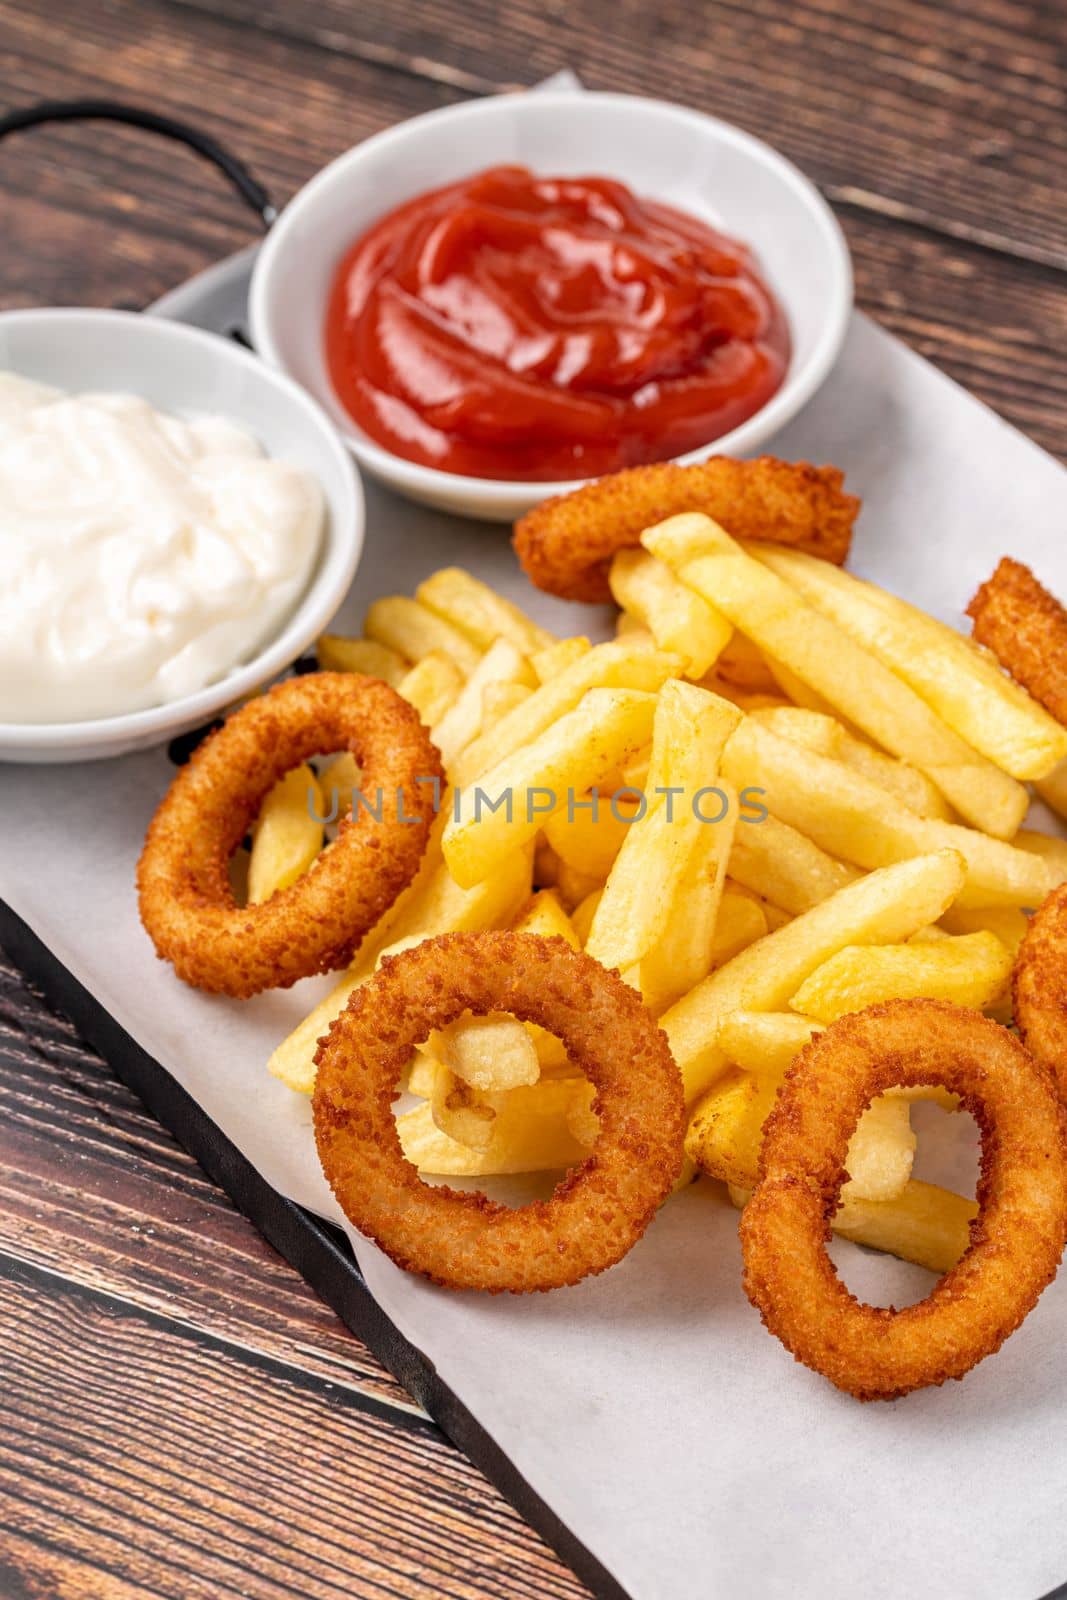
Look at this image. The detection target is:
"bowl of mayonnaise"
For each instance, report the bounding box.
[0,308,362,762]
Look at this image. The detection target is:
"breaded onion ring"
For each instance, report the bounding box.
[740,999,1067,1401]
[513,456,860,603]
[313,931,685,1292]
[138,673,442,997]
[967,557,1067,724]
[1014,883,1067,1103]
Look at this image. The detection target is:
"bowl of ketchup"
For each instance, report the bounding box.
[251,91,851,521]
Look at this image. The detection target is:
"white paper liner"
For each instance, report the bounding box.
[4,304,1067,1598]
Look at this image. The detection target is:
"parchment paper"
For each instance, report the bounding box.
[3,307,1067,1599]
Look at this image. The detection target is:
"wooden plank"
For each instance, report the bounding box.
[164,0,1067,268]
[0,0,1062,1592]
[0,913,623,1600]
[0,953,421,1413]
[0,0,1063,461]
[840,207,1067,462]
[0,0,462,307]
[0,1259,591,1600]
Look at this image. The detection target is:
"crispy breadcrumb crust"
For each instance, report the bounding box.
[313,931,686,1292]
[137,673,442,997]
[740,1000,1067,1401]
[513,456,861,603]
[967,557,1067,725]
[1014,883,1067,1104]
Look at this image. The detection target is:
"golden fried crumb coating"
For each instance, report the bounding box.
[513,456,861,603]
[967,557,1067,726]
[138,673,442,997]
[1014,882,1067,1104]
[313,931,685,1292]
[740,1000,1067,1401]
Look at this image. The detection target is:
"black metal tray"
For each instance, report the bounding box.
[0,895,627,1600]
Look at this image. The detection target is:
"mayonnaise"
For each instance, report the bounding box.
[0,372,324,724]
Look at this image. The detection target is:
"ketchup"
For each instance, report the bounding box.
[325,166,789,482]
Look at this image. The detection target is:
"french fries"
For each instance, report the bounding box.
[722,718,1058,909]
[712,630,780,693]
[728,1182,978,1276]
[365,595,482,675]
[556,859,608,911]
[268,828,534,1093]
[431,638,536,768]
[416,566,555,655]
[398,1079,597,1176]
[543,793,637,879]
[748,705,953,820]
[717,1007,960,1110]
[247,764,324,904]
[637,847,752,1013]
[513,890,583,1074]
[708,891,769,965]
[660,850,967,1103]
[455,638,680,786]
[275,546,1067,1288]
[445,688,659,888]
[429,1062,505,1149]
[586,683,740,972]
[422,891,583,1096]
[531,636,590,683]
[435,1013,541,1092]
[571,887,603,946]
[317,753,361,825]
[1036,755,1067,821]
[939,902,1029,954]
[1014,828,1067,879]
[316,634,408,684]
[755,545,1067,781]
[688,1069,915,1201]
[728,811,860,914]
[482,681,532,726]
[827,1181,978,1275]
[789,930,1013,1023]
[397,651,466,726]
[685,1069,781,1190]
[643,514,1028,837]
[608,547,731,678]
[717,1009,820,1076]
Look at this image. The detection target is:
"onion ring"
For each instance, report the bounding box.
[312,931,685,1292]
[966,557,1067,725]
[138,672,442,997]
[1014,883,1067,1103]
[740,999,1067,1401]
[513,456,860,604]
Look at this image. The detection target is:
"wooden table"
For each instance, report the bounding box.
[1,2,1064,1594]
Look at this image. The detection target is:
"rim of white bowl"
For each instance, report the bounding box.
[249,89,853,513]
[0,307,364,752]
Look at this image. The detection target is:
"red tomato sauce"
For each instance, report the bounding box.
[325,166,790,482]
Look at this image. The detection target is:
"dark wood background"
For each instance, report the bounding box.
[1,1,1065,1594]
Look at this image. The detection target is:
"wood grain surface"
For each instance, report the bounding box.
[0,952,589,1600]
[1,0,1065,1594]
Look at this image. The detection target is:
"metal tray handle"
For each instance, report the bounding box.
[0,97,275,227]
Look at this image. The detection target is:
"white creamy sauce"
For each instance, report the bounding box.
[0,372,324,723]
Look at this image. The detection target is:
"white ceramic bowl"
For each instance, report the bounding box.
[250,90,852,522]
[0,308,363,764]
